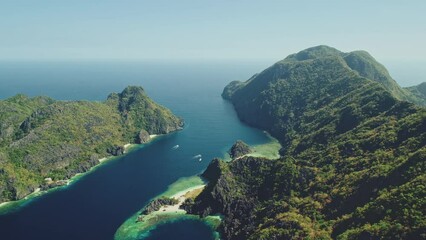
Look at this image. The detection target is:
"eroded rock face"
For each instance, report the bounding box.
[136,129,150,144]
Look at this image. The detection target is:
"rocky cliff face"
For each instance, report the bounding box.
[0,86,183,203]
[136,129,151,144]
[183,157,275,240]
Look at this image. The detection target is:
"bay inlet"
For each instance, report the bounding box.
[0,60,272,240]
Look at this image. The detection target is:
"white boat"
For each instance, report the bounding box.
[198,158,202,162]
[193,154,202,159]
[172,145,179,150]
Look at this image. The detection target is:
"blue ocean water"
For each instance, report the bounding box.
[0,60,271,240]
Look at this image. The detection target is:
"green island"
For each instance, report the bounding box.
[0,86,183,208]
[179,46,426,239]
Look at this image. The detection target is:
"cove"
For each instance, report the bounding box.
[0,60,271,239]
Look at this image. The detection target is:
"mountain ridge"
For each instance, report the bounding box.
[223,45,426,106]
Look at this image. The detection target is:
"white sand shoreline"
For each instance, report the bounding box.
[171,185,206,199]
[156,184,206,214]
[149,134,159,139]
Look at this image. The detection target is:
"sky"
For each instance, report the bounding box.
[0,0,425,62]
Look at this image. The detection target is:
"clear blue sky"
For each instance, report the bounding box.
[1,0,425,61]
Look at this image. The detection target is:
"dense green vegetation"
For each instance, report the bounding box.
[185,46,426,239]
[0,86,182,203]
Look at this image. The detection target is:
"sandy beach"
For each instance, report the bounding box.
[149,134,158,139]
[157,185,206,214]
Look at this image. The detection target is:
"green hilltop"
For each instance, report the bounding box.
[185,46,426,239]
[223,45,426,106]
[0,86,182,203]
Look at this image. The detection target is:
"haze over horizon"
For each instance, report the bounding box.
[1,0,425,62]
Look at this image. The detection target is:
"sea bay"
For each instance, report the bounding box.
[0,60,271,240]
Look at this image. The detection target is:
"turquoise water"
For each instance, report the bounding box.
[0,60,271,239]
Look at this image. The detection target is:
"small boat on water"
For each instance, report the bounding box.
[172,145,179,150]
[198,158,202,162]
[193,154,202,159]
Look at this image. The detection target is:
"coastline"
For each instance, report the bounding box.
[114,176,221,240]
[115,133,281,239]
[0,133,164,215]
[157,184,206,214]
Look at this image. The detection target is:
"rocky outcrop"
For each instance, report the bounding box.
[136,129,150,144]
[140,197,179,215]
[228,140,251,160]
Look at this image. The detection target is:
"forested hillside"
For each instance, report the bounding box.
[0,86,182,203]
[184,46,426,239]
